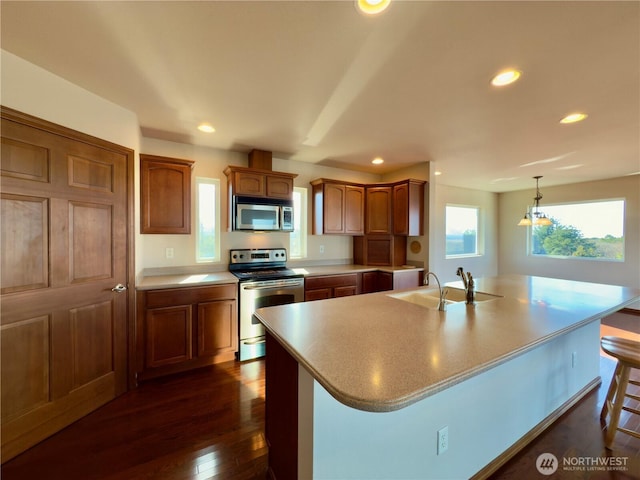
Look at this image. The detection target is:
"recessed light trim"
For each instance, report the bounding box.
[371,157,384,165]
[357,0,390,15]
[491,69,521,87]
[198,123,215,133]
[560,113,588,124]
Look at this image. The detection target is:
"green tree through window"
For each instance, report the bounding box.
[530,200,624,261]
[533,219,599,257]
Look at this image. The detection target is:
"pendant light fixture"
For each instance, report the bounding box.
[517,176,552,226]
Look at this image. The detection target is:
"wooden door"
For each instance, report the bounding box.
[0,108,133,461]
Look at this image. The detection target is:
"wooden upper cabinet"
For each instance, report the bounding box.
[140,154,194,234]
[393,179,425,236]
[345,185,365,234]
[267,174,295,199]
[311,179,364,235]
[225,166,296,200]
[366,186,393,234]
[234,170,265,196]
[311,177,426,237]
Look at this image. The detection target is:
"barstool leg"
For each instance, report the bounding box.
[604,363,631,449]
[601,362,622,422]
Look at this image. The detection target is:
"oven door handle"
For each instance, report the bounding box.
[243,338,266,346]
[242,282,302,291]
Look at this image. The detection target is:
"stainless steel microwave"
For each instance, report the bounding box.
[234,197,294,232]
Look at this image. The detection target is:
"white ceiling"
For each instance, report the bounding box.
[2,1,638,192]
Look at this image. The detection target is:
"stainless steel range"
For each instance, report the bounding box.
[229,248,304,361]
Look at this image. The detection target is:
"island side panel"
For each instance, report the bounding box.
[265,332,298,479]
[305,320,600,479]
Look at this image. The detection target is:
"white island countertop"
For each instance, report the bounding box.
[254,274,640,412]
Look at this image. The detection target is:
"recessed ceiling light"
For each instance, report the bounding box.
[560,113,588,124]
[491,69,522,87]
[197,123,215,133]
[434,171,442,176]
[357,0,391,15]
[372,157,384,165]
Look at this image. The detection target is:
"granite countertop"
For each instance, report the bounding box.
[136,272,238,290]
[254,274,640,413]
[292,264,423,277]
[136,264,423,290]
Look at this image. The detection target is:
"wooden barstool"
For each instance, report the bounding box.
[600,336,640,449]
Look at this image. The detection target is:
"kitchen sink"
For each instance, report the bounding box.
[439,287,503,303]
[388,287,502,309]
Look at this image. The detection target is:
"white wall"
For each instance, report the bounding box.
[301,321,600,479]
[428,182,499,284]
[0,50,143,275]
[499,176,640,289]
[139,137,381,271]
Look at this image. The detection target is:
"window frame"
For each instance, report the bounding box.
[445,204,482,259]
[195,176,221,263]
[528,198,625,262]
[289,186,308,259]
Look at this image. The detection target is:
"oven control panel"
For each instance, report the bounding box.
[229,248,287,265]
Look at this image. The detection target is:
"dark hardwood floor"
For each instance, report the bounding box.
[1,360,269,480]
[2,312,640,479]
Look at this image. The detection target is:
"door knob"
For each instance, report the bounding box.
[111,283,127,293]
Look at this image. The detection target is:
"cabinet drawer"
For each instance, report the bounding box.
[305,288,332,302]
[305,274,358,290]
[334,286,357,297]
[145,284,237,308]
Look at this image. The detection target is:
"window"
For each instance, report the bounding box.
[290,187,307,259]
[196,177,220,262]
[446,205,479,257]
[531,199,625,261]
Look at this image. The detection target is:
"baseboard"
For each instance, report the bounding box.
[471,376,602,480]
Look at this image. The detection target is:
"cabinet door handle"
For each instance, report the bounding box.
[111,284,127,293]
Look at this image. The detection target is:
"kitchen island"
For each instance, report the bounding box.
[254,274,640,479]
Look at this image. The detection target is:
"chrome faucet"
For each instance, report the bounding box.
[424,271,447,311]
[456,267,475,304]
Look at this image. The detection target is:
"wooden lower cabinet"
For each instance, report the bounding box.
[145,305,193,368]
[361,270,420,294]
[198,300,237,357]
[305,274,359,301]
[361,271,393,294]
[137,284,237,380]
